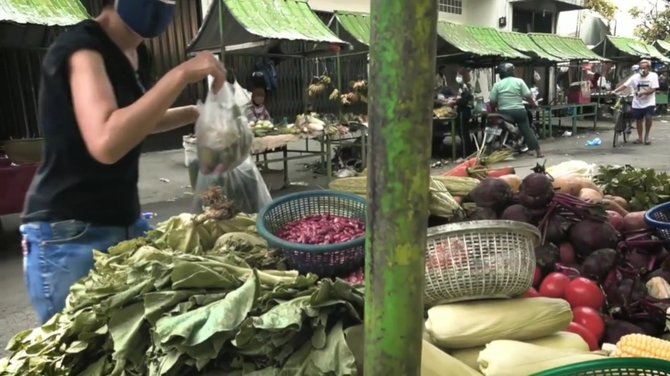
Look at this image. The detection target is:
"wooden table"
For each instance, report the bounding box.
[432,116,457,160]
[535,103,599,137]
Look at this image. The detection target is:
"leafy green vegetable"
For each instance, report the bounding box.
[0,214,362,376]
[595,165,670,211]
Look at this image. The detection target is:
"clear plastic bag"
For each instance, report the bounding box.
[192,156,272,214]
[195,81,253,175]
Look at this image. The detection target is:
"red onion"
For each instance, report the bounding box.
[344,267,365,286]
[277,214,365,245]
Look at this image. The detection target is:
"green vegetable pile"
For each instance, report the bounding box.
[0,212,362,376]
[595,165,670,211]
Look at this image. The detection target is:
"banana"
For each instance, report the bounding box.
[329,89,340,101]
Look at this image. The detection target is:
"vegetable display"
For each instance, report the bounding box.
[0,210,363,376]
[277,214,365,245]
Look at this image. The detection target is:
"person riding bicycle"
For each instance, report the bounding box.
[612,60,659,145]
[489,62,543,158]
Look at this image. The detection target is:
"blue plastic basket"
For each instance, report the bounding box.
[644,201,670,240]
[256,190,366,277]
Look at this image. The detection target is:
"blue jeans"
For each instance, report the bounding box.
[20,218,150,323]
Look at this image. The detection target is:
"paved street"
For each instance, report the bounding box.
[1,118,669,354]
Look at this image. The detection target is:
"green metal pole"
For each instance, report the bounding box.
[364,0,437,374]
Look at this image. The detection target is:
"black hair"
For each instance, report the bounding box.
[102,0,114,7]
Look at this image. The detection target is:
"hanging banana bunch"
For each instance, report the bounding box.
[329,88,340,101]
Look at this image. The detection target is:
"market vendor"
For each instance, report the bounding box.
[19,0,226,324]
[489,62,543,158]
[246,86,272,123]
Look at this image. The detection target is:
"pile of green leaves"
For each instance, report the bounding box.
[0,214,362,376]
[594,165,670,211]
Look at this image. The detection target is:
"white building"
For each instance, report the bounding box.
[308,0,587,32]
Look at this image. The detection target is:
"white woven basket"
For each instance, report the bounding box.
[424,220,540,306]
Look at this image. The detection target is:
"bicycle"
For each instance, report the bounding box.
[611,95,633,148]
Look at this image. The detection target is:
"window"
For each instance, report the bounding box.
[438,0,463,15]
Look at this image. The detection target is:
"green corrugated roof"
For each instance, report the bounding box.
[334,11,370,46]
[225,0,345,44]
[499,31,562,62]
[608,36,669,62]
[529,33,604,61]
[0,0,89,26]
[655,40,670,55]
[436,21,529,59]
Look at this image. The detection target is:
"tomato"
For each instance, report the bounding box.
[539,272,571,299]
[533,266,542,287]
[523,288,541,298]
[564,277,605,310]
[572,306,605,341]
[567,321,599,351]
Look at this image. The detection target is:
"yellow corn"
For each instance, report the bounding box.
[615,334,670,361]
[329,175,479,197]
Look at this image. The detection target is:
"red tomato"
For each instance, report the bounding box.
[533,266,542,287]
[539,272,571,298]
[567,321,599,351]
[564,277,605,310]
[523,288,541,298]
[572,306,606,341]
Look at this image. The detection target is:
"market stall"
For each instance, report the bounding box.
[524,33,606,137]
[186,0,352,183]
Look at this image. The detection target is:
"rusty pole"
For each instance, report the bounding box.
[364,0,437,374]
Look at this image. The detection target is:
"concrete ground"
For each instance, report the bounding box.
[1,117,669,354]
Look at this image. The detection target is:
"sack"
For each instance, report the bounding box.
[193,156,272,214]
[195,81,253,175]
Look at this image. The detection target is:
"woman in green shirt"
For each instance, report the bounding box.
[489,63,543,158]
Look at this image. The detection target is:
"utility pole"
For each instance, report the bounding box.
[364,0,437,374]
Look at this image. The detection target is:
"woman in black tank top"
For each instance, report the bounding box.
[20,0,226,324]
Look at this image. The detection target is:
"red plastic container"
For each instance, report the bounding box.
[0,157,38,215]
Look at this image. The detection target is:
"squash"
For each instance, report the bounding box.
[578,188,603,204]
[623,211,649,232]
[498,174,522,193]
[552,175,582,196]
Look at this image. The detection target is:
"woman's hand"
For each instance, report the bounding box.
[177,51,227,93]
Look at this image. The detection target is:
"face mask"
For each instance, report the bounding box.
[115,0,176,38]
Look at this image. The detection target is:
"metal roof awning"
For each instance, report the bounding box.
[654,40,670,55]
[0,0,89,26]
[187,0,349,55]
[499,31,562,62]
[436,21,529,61]
[334,11,370,47]
[594,36,670,62]
[529,33,606,61]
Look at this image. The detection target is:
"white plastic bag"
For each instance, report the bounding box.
[192,156,272,214]
[195,81,253,175]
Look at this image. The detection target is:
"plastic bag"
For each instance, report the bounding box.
[195,81,253,175]
[192,156,272,214]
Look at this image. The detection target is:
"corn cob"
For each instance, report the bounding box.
[429,178,465,218]
[329,176,478,197]
[614,334,670,361]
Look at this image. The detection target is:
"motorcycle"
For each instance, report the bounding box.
[479,99,542,154]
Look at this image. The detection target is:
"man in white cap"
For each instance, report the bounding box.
[613,60,659,144]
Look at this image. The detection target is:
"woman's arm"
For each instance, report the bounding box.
[70,50,225,164]
[153,105,199,134]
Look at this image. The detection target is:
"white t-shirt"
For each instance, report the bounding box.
[625,72,660,109]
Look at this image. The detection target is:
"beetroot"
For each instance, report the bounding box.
[581,248,618,283]
[501,204,532,223]
[535,243,560,276]
[468,206,498,220]
[469,178,513,212]
[606,278,648,315]
[277,214,365,245]
[519,173,555,209]
[544,214,570,244]
[629,318,665,337]
[603,320,645,344]
[568,219,619,257]
[625,249,654,274]
[558,242,576,265]
[606,210,624,232]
